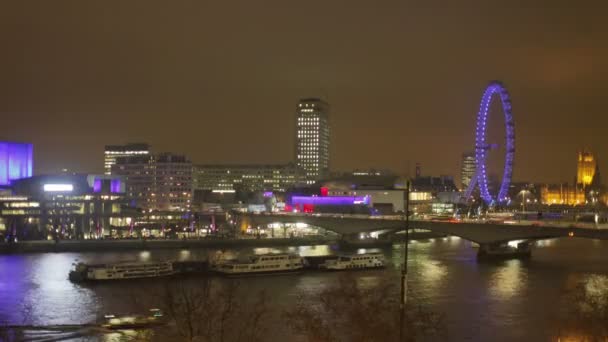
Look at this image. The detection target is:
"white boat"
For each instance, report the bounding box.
[213,253,304,276]
[69,261,176,281]
[320,253,385,271]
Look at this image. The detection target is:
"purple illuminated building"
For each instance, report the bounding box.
[0,141,33,186]
[290,195,371,206]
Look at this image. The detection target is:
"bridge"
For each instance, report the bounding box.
[238,212,608,258]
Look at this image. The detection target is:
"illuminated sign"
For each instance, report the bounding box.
[43,184,74,192]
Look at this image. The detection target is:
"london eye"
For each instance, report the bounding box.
[464,81,515,205]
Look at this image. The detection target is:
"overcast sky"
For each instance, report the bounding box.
[1,1,606,183]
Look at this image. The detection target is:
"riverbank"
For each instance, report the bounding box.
[0,232,446,254]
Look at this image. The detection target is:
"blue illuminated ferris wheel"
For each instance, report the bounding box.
[464,81,515,205]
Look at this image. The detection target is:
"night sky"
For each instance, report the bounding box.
[1,1,606,184]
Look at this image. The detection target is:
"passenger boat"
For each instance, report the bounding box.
[213,253,304,276]
[320,253,385,271]
[69,260,176,282]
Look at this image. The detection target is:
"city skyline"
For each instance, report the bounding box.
[1,2,607,183]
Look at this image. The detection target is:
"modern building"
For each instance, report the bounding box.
[0,141,33,186]
[288,195,371,214]
[104,143,150,175]
[460,152,476,190]
[112,153,192,212]
[193,163,304,193]
[295,98,330,184]
[577,150,596,187]
[0,174,131,240]
[331,169,395,177]
[411,175,459,194]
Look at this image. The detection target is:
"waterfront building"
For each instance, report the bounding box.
[295,98,330,184]
[0,174,132,240]
[193,163,305,193]
[577,150,596,187]
[0,141,33,186]
[112,153,192,212]
[104,143,150,175]
[460,152,476,190]
[288,195,371,214]
[540,183,585,205]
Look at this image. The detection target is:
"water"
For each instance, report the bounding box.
[1,238,607,341]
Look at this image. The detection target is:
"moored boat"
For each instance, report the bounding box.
[320,253,385,271]
[69,260,176,282]
[212,253,304,276]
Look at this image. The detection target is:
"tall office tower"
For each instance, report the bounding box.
[577,150,596,187]
[295,98,330,184]
[104,143,150,175]
[461,152,476,190]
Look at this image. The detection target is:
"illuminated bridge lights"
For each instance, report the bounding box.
[464,81,515,205]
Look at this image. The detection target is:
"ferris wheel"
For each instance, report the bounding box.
[464,81,515,205]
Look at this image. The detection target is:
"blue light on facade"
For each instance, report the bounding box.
[93,179,102,193]
[110,179,122,193]
[0,141,33,186]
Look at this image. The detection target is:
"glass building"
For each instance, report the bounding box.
[104,143,150,175]
[0,174,130,240]
[295,98,330,184]
[460,152,476,190]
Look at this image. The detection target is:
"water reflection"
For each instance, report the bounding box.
[139,251,151,261]
[418,258,448,284]
[488,260,527,300]
[583,274,608,301]
[178,249,191,261]
[0,238,607,341]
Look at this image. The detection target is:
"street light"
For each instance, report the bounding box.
[518,189,531,213]
[399,180,410,341]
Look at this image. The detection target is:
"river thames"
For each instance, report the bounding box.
[1,237,607,341]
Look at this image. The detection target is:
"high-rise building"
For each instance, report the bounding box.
[112,153,192,211]
[577,150,596,187]
[295,98,330,184]
[104,143,150,175]
[0,141,33,186]
[460,152,476,190]
[193,163,305,193]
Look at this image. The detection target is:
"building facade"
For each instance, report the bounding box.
[112,153,192,211]
[540,183,585,205]
[0,174,130,240]
[577,150,596,187]
[295,98,330,184]
[104,143,150,175]
[193,163,304,193]
[0,141,33,186]
[460,152,476,190]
